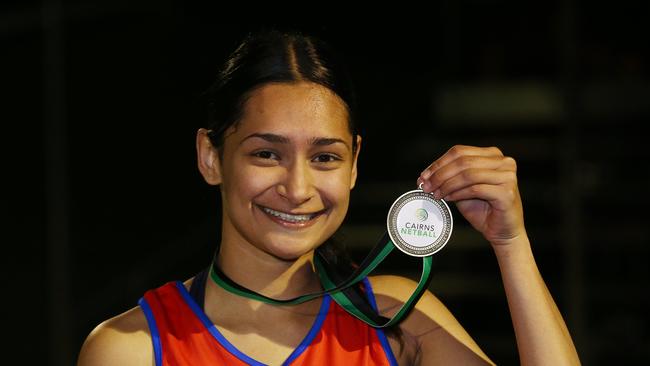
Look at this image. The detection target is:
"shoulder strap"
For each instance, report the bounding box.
[189,267,209,309]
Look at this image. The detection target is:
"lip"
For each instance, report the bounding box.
[255,204,327,229]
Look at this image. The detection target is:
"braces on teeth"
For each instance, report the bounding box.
[262,207,314,222]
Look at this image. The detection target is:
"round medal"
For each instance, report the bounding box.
[386,188,453,257]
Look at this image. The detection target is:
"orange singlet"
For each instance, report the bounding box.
[139,278,398,366]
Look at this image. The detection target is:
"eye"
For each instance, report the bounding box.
[312,154,341,163]
[252,150,279,160]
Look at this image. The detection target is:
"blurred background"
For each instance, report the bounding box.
[2,1,649,364]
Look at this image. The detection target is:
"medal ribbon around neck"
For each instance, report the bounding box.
[209,184,451,328]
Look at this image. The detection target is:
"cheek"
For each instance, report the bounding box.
[317,171,352,207]
[228,166,278,201]
[220,157,275,206]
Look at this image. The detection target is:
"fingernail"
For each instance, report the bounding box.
[433,189,441,199]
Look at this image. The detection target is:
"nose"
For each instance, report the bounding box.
[276,160,314,205]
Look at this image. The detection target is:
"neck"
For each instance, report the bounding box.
[215,239,321,300]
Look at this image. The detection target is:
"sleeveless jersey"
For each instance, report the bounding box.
[139,278,398,366]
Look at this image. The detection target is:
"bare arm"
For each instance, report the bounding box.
[77,306,154,366]
[493,237,580,365]
[417,145,580,365]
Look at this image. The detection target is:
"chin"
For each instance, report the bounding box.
[263,238,322,262]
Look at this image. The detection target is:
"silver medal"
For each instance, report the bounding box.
[386,184,453,257]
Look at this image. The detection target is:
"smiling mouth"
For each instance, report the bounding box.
[258,205,325,224]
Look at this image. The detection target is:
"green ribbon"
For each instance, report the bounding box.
[210,232,434,328]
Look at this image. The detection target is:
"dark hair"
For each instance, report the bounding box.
[205,29,358,155]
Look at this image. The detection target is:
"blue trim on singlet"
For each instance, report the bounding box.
[138,297,163,366]
[282,294,331,365]
[362,278,399,366]
[174,281,331,366]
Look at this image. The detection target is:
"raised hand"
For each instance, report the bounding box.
[417,145,526,247]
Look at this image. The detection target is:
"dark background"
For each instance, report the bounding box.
[2,1,649,365]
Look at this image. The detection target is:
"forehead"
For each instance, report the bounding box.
[236,82,351,138]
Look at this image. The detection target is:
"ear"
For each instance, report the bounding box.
[196,128,222,185]
[350,135,362,190]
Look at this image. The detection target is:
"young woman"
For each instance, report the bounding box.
[77,30,580,365]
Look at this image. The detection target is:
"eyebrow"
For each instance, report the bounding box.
[242,133,290,144]
[241,133,350,149]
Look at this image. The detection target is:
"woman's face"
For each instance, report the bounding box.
[207,82,361,260]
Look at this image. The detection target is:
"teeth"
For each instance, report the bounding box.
[262,207,315,223]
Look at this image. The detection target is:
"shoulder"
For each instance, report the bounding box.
[77,306,154,366]
[367,275,494,366]
[367,275,466,336]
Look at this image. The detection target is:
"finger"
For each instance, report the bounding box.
[420,145,504,179]
[444,184,518,211]
[418,155,516,193]
[435,170,517,200]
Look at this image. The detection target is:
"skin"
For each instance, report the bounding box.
[77,81,580,365]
